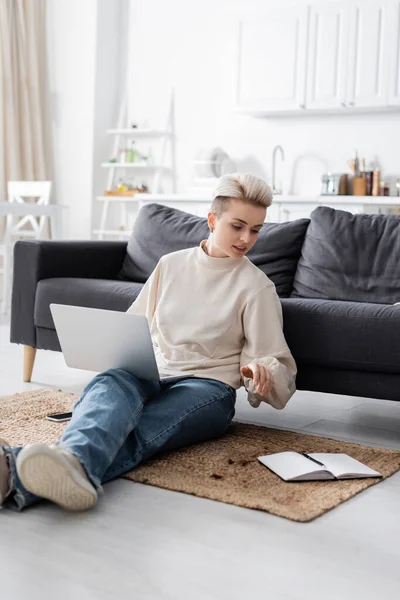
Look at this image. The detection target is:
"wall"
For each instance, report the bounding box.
[127,0,400,196]
[91,0,130,233]
[46,0,129,239]
[46,0,97,239]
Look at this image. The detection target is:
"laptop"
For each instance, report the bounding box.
[50,304,194,382]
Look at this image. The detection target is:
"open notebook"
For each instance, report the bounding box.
[258,451,382,481]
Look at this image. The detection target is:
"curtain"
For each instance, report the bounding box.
[0,0,52,202]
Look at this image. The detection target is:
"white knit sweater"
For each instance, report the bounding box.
[127,241,297,409]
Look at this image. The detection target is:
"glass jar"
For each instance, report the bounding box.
[380,181,390,196]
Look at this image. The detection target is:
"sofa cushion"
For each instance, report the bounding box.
[118,203,310,297]
[281,297,400,374]
[292,206,400,303]
[34,278,143,329]
[118,203,209,283]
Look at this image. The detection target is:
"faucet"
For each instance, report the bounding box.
[272,145,285,194]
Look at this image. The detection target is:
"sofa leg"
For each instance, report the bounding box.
[23,346,37,382]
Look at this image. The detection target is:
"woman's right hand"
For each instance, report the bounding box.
[240,363,274,398]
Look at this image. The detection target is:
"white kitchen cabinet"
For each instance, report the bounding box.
[306,3,349,109]
[276,203,318,223]
[346,1,391,107]
[236,6,309,112]
[388,0,400,105]
[236,1,400,116]
[271,199,388,223]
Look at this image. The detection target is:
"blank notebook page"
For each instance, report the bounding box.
[258,452,330,480]
[308,453,381,477]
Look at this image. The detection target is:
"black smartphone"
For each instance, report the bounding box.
[46,411,73,422]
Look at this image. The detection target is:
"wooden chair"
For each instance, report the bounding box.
[0,181,52,316]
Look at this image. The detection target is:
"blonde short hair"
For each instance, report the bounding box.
[211,173,273,216]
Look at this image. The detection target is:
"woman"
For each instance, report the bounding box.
[0,173,296,512]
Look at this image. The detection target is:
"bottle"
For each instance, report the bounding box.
[146,148,154,165]
[119,148,126,164]
[380,181,390,196]
[372,169,381,196]
[127,141,138,163]
[354,150,360,177]
[131,142,139,163]
[321,173,329,195]
[141,145,147,162]
[364,164,374,196]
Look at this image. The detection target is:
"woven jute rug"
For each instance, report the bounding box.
[2,389,400,522]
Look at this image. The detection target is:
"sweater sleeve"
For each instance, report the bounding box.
[126,259,162,322]
[240,283,297,410]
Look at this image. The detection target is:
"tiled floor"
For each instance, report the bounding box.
[1,321,399,600]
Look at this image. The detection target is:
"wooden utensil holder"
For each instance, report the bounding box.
[353,177,367,196]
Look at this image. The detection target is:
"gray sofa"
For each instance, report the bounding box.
[10,203,400,403]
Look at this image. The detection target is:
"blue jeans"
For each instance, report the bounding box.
[3,369,236,511]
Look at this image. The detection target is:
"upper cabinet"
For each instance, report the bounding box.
[346,1,390,107]
[236,7,309,111]
[306,2,349,109]
[236,0,400,114]
[388,0,400,104]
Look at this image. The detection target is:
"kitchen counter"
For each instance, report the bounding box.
[136,193,400,223]
[272,195,400,205]
[138,193,400,205]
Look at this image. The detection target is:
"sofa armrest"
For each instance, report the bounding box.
[10,239,128,347]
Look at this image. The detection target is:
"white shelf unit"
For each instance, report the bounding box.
[107,129,172,138]
[100,162,172,172]
[94,93,177,240]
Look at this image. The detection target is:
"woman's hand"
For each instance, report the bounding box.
[240,363,274,398]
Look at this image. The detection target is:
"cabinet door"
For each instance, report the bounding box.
[346,1,391,107]
[277,203,319,223]
[237,7,309,112]
[306,3,349,109]
[388,0,400,105]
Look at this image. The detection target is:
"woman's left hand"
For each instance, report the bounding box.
[240,363,274,398]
